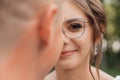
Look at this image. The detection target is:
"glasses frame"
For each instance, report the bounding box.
[62,18,90,39]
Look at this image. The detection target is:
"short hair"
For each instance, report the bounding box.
[0,0,51,52]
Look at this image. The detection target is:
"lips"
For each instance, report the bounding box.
[61,49,78,57]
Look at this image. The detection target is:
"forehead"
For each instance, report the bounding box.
[62,0,88,21]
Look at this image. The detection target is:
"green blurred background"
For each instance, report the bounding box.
[100,0,120,77]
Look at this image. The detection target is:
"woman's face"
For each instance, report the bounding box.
[56,0,93,69]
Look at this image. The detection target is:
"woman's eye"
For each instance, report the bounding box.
[68,23,83,32]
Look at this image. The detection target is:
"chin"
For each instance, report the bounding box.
[56,58,81,70]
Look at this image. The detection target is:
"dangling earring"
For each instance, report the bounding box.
[94,44,100,55]
[94,46,98,55]
[95,44,100,55]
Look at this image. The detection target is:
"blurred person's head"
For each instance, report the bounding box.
[0,0,63,79]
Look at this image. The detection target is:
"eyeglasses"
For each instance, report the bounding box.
[62,18,90,39]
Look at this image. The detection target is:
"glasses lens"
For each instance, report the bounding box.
[63,20,85,38]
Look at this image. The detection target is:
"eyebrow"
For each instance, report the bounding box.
[64,18,89,24]
[65,18,80,24]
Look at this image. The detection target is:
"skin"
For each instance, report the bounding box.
[55,0,94,80]
[37,4,63,80]
[0,1,63,80]
[57,0,92,69]
[44,0,114,80]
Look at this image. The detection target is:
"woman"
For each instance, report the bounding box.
[45,0,117,80]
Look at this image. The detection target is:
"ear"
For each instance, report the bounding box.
[100,24,106,38]
[38,4,58,47]
[95,24,105,46]
[95,36,101,46]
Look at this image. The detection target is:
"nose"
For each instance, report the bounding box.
[62,33,70,45]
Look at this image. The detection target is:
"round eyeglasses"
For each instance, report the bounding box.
[62,18,90,39]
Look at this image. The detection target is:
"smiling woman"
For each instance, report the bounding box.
[55,0,101,79]
[44,0,116,80]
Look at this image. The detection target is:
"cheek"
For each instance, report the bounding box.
[75,27,92,54]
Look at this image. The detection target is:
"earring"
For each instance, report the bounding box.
[94,44,100,55]
[94,44,101,55]
[94,46,98,55]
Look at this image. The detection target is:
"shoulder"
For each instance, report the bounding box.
[99,69,115,80]
[91,66,115,80]
[114,75,120,80]
[44,71,56,80]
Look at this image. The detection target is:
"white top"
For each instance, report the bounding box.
[114,75,120,80]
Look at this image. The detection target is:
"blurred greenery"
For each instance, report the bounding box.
[100,0,120,77]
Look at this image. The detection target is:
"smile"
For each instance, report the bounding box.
[61,49,78,57]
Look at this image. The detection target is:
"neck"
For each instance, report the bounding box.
[55,57,96,80]
[56,66,94,80]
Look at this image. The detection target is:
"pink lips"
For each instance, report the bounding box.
[61,49,78,57]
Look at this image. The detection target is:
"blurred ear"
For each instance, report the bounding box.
[38,4,58,48]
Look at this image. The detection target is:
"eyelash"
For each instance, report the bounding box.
[66,23,83,32]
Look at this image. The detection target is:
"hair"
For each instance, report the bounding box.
[72,0,107,80]
[0,0,52,52]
